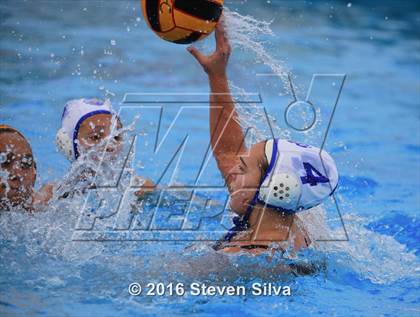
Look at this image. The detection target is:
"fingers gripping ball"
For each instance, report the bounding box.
[141,0,224,44]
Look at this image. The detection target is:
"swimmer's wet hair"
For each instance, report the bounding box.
[0,125,30,146]
[0,125,19,134]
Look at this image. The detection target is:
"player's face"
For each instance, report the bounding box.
[77,114,123,158]
[227,142,267,215]
[0,132,36,209]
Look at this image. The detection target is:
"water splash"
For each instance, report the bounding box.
[224,8,290,88]
[319,214,419,285]
[228,81,290,147]
[0,7,417,300]
[54,115,139,200]
[299,208,419,284]
[220,9,291,143]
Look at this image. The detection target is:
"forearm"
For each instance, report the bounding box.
[208,74,245,157]
[188,17,241,176]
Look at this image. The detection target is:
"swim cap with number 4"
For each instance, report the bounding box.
[258,139,338,212]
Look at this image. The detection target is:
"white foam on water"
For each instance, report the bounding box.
[326,216,419,285]
[301,209,419,284]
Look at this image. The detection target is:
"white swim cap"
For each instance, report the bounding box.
[257,139,338,213]
[56,98,114,161]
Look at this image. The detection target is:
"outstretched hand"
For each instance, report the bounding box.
[187,15,231,78]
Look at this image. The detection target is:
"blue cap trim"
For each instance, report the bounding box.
[72,110,112,160]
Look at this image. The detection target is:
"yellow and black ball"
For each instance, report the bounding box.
[141,0,224,44]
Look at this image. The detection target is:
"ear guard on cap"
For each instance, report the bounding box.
[258,171,302,211]
[56,128,74,161]
[256,139,303,213]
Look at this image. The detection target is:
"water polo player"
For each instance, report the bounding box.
[56,98,154,197]
[188,20,338,254]
[0,125,52,211]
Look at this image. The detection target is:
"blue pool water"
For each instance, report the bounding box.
[0,0,419,316]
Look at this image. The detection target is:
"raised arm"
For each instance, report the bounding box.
[188,18,247,183]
